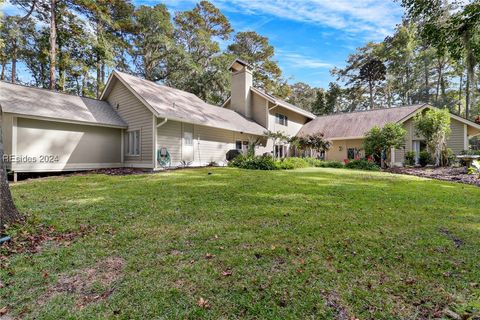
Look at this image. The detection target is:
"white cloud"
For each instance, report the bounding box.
[154,0,403,40]
[278,52,333,69]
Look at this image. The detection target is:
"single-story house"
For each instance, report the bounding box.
[0,59,314,179]
[297,104,480,165]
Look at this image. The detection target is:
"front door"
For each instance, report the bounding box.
[182,125,194,163]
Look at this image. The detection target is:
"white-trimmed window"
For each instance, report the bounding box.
[275,113,288,126]
[126,130,140,156]
[184,131,193,146]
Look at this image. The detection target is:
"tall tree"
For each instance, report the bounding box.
[359,58,386,109]
[287,82,317,111]
[0,0,22,231]
[311,89,331,115]
[0,16,34,83]
[131,4,175,82]
[172,0,233,103]
[49,0,56,89]
[227,31,289,98]
[401,0,480,118]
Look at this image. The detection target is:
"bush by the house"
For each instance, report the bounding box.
[277,157,310,170]
[441,148,456,166]
[345,159,380,171]
[315,160,345,168]
[405,151,416,166]
[418,150,432,167]
[228,155,278,170]
[301,157,343,168]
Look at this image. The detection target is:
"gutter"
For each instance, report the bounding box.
[156,118,168,128]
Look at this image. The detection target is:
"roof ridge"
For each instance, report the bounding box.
[0,80,105,103]
[313,104,426,119]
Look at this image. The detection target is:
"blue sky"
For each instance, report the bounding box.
[2,0,404,89]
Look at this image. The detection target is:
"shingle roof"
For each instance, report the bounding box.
[250,87,316,120]
[110,71,267,136]
[297,104,426,139]
[0,81,127,128]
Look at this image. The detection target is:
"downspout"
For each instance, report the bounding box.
[157,118,168,128]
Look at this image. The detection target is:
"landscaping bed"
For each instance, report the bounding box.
[387,166,480,187]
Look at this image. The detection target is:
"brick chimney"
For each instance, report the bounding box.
[229,59,253,118]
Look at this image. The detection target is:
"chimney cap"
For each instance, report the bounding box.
[229,58,253,72]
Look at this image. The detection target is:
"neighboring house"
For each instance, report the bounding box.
[0,59,312,179]
[298,104,480,165]
[222,59,316,157]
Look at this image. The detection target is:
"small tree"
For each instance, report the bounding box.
[264,131,290,159]
[414,108,451,166]
[296,132,331,158]
[364,123,406,167]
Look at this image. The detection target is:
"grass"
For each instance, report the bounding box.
[1,167,480,319]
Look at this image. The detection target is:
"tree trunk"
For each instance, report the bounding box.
[0,61,5,80]
[368,80,374,110]
[49,0,56,90]
[424,59,429,103]
[11,46,17,84]
[0,108,22,231]
[466,68,471,119]
[458,71,463,115]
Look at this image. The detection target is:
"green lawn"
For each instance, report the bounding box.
[2,168,480,319]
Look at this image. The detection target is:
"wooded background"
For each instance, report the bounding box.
[1,0,479,120]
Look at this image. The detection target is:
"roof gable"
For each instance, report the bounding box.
[103,71,266,136]
[0,81,127,128]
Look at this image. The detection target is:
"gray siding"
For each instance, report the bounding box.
[447,118,466,154]
[157,120,182,165]
[13,117,122,172]
[107,79,154,167]
[251,92,268,128]
[1,113,13,156]
[157,120,240,166]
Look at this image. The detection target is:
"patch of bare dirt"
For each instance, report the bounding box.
[323,291,354,320]
[39,257,125,309]
[91,168,152,176]
[0,224,94,267]
[386,167,480,187]
[439,228,464,248]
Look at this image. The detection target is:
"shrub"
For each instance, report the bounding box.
[418,151,432,167]
[315,160,345,168]
[405,151,416,166]
[228,155,278,170]
[345,159,380,171]
[441,148,456,166]
[467,160,480,177]
[460,149,480,156]
[277,157,309,170]
[303,157,323,167]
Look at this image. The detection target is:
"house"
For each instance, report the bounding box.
[0,59,312,179]
[222,59,316,157]
[297,104,480,165]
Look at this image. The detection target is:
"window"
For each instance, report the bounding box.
[347,148,356,160]
[275,145,288,158]
[184,131,193,146]
[126,130,140,156]
[235,141,242,150]
[275,113,288,126]
[236,140,249,153]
